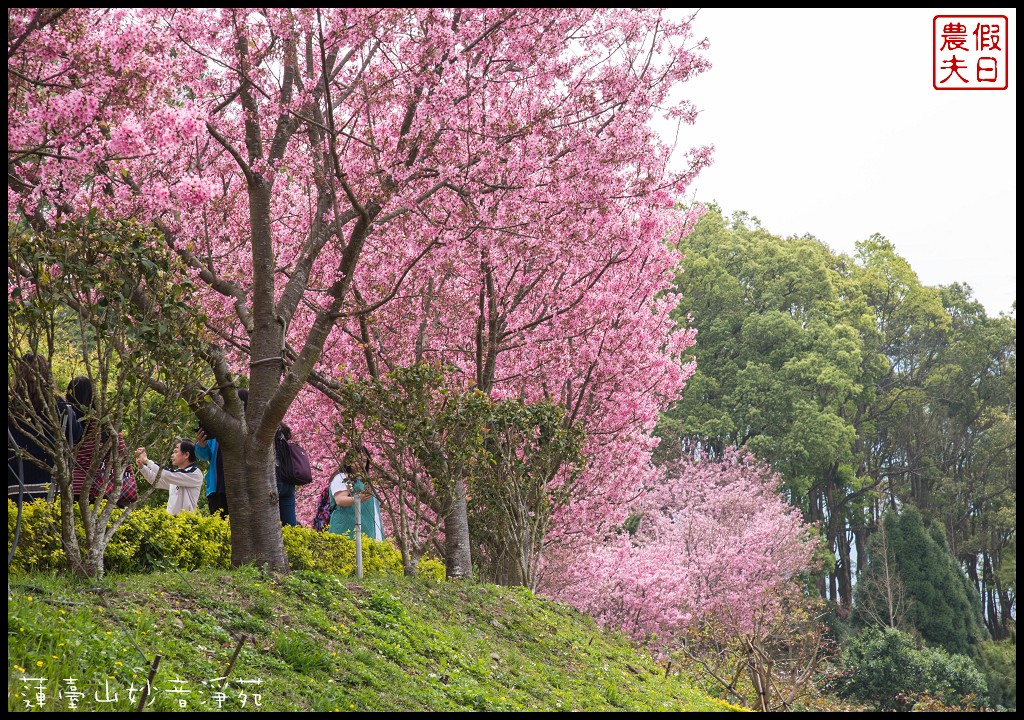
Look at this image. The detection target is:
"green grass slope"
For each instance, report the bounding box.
[8,567,742,712]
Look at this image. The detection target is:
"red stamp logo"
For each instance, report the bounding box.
[934,15,1009,90]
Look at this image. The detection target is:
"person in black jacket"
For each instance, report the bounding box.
[275,422,298,527]
[7,353,83,503]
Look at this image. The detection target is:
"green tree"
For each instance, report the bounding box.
[927,286,1016,640]
[660,207,1016,632]
[659,207,882,606]
[335,363,586,586]
[470,398,585,590]
[854,259,1016,638]
[8,218,207,577]
[335,364,492,579]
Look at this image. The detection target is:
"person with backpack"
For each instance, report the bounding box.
[8,353,84,504]
[312,482,333,531]
[66,376,137,507]
[274,423,299,527]
[327,449,382,540]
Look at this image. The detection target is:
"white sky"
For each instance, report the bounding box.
[664,8,1017,316]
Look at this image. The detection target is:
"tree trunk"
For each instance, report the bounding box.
[837,532,853,609]
[222,437,289,571]
[55,463,93,578]
[806,488,827,599]
[996,586,1012,640]
[442,476,473,579]
[84,539,107,579]
[502,544,526,587]
[854,525,869,576]
[403,557,419,577]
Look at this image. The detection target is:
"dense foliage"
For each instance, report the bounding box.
[976,637,1017,710]
[836,627,988,711]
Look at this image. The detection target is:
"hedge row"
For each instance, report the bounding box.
[7,499,445,580]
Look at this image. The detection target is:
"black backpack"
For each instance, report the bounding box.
[274,430,313,486]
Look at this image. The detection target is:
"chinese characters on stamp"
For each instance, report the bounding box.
[934,15,1009,90]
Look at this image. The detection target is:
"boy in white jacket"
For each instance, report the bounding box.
[135,439,203,515]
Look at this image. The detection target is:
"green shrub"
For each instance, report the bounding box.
[417,556,447,582]
[282,524,401,576]
[9,500,443,579]
[171,511,234,570]
[7,500,230,573]
[837,626,988,710]
[105,505,179,572]
[281,524,445,579]
[7,499,67,573]
[977,637,1016,709]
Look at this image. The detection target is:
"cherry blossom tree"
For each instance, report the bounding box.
[540,450,817,644]
[9,8,711,571]
[296,209,703,578]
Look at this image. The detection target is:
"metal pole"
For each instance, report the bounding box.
[353,481,363,579]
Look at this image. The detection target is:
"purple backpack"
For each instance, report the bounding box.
[275,432,313,486]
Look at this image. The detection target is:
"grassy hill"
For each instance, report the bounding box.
[7,566,741,712]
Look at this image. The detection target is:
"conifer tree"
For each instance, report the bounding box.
[856,508,988,656]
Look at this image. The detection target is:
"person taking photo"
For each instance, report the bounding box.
[135,439,203,515]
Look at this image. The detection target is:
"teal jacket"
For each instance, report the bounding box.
[194,437,220,497]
